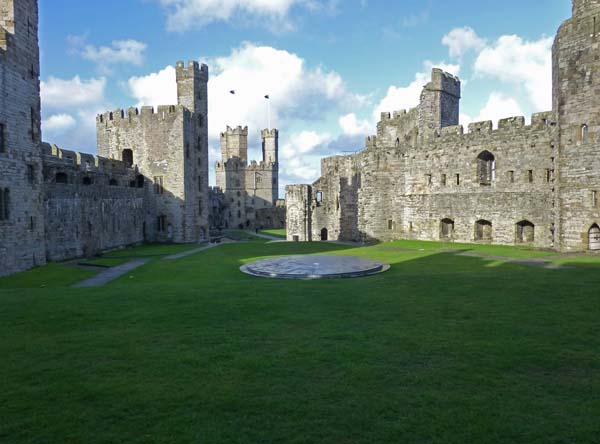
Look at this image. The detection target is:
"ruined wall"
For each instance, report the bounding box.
[256,200,286,230]
[286,185,312,241]
[0,0,46,277]
[42,144,146,260]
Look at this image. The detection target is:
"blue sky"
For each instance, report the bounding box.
[38,0,572,190]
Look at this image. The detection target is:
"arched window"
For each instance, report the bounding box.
[477,151,495,185]
[589,224,600,251]
[475,220,492,241]
[109,178,118,186]
[55,172,68,184]
[582,124,589,144]
[122,149,133,168]
[440,218,455,240]
[82,176,92,185]
[516,220,535,243]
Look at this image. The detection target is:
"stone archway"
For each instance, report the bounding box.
[321,228,328,241]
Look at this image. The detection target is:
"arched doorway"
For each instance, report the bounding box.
[321,228,328,241]
[516,220,535,243]
[475,220,492,241]
[589,224,600,251]
[440,218,454,240]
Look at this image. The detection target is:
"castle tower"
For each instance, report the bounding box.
[261,128,279,164]
[175,60,208,114]
[418,68,460,137]
[220,126,248,162]
[0,0,46,276]
[553,0,600,251]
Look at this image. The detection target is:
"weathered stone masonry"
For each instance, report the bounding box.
[288,1,600,252]
[0,0,211,277]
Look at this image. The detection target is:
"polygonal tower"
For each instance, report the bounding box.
[0,0,46,276]
[553,0,600,251]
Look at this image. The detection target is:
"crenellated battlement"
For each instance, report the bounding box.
[176,60,209,82]
[96,105,188,126]
[261,128,279,138]
[427,68,461,98]
[221,125,249,137]
[41,143,134,175]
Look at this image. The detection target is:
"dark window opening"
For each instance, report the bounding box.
[82,177,92,185]
[528,170,534,183]
[0,188,9,221]
[508,170,515,183]
[388,219,393,230]
[321,228,328,241]
[0,123,6,153]
[157,215,167,232]
[456,174,460,186]
[154,176,164,194]
[136,175,144,188]
[27,165,35,184]
[475,220,492,241]
[55,172,68,184]
[109,178,118,186]
[516,220,535,243]
[122,149,133,168]
[441,174,447,186]
[477,151,495,185]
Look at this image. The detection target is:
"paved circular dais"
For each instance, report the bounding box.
[240,255,390,280]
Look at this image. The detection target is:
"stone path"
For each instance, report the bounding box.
[163,242,221,260]
[71,259,149,288]
[243,230,285,241]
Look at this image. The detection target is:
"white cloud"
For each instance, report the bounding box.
[374,61,460,120]
[281,130,332,159]
[69,36,147,74]
[42,114,77,134]
[474,34,552,110]
[41,76,106,108]
[442,27,486,59]
[339,113,373,136]
[463,92,524,128]
[40,76,110,151]
[128,66,177,109]
[157,0,321,32]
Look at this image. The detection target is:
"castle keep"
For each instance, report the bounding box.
[287,0,600,253]
[210,126,285,230]
[0,0,210,277]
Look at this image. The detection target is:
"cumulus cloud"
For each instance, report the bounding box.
[156,0,323,32]
[374,61,459,120]
[474,34,552,110]
[40,76,110,151]
[462,92,524,128]
[42,114,77,134]
[68,35,147,74]
[442,27,486,59]
[41,76,106,108]
[128,66,178,108]
[339,113,373,136]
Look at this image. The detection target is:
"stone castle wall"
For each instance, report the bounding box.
[286,1,600,252]
[41,144,147,261]
[0,0,46,277]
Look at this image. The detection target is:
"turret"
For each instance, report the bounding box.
[261,128,278,164]
[176,60,208,114]
[418,68,460,136]
[220,126,248,162]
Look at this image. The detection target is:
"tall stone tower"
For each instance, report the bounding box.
[418,68,461,138]
[262,128,279,201]
[97,60,210,243]
[553,0,600,251]
[0,0,46,276]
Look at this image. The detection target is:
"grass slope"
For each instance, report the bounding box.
[1,240,599,443]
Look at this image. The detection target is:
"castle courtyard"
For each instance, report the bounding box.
[1,235,599,443]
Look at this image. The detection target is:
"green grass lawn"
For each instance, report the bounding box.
[260,228,287,238]
[1,239,599,443]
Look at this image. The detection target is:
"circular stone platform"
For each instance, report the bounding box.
[240,255,390,280]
